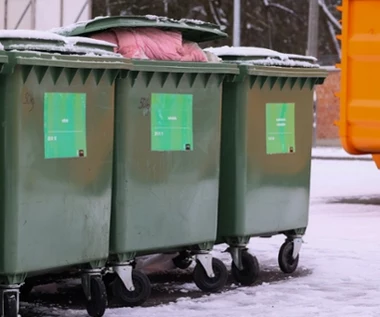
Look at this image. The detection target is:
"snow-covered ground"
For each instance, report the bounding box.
[312,147,372,161]
[23,158,380,317]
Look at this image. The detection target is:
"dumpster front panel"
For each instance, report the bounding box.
[218,75,316,238]
[0,60,116,274]
[111,70,223,254]
[339,0,380,154]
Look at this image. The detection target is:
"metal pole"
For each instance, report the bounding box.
[31,0,36,29]
[307,0,319,147]
[60,0,64,26]
[306,0,319,57]
[4,0,8,29]
[233,0,241,46]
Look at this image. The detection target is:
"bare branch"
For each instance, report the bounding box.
[327,20,341,58]
[208,0,221,26]
[262,1,302,21]
[268,3,295,15]
[318,0,341,30]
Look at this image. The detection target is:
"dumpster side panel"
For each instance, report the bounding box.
[111,72,221,254]
[218,77,313,238]
[0,64,114,274]
[339,0,380,154]
[217,79,248,239]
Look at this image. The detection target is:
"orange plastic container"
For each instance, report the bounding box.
[338,0,380,167]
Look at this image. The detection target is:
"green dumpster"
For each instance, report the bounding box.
[54,16,239,303]
[204,46,327,285]
[0,30,131,317]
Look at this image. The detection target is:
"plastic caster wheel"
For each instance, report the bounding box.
[193,258,228,293]
[172,252,193,270]
[3,292,18,317]
[231,251,260,286]
[85,276,108,317]
[278,241,299,274]
[112,270,151,307]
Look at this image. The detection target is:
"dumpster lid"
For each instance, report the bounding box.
[51,15,228,43]
[0,30,121,57]
[204,46,319,68]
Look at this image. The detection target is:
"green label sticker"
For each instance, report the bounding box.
[151,93,193,151]
[266,103,295,155]
[44,93,87,159]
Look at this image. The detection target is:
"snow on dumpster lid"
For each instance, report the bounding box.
[204,46,289,59]
[240,57,319,68]
[0,29,120,57]
[286,53,317,63]
[64,36,120,56]
[51,15,228,43]
[204,46,319,68]
[0,29,67,42]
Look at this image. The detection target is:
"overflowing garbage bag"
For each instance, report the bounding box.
[91,28,209,62]
[52,15,223,62]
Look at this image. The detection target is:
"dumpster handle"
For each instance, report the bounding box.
[131,61,240,75]
[14,55,131,70]
[246,65,328,78]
